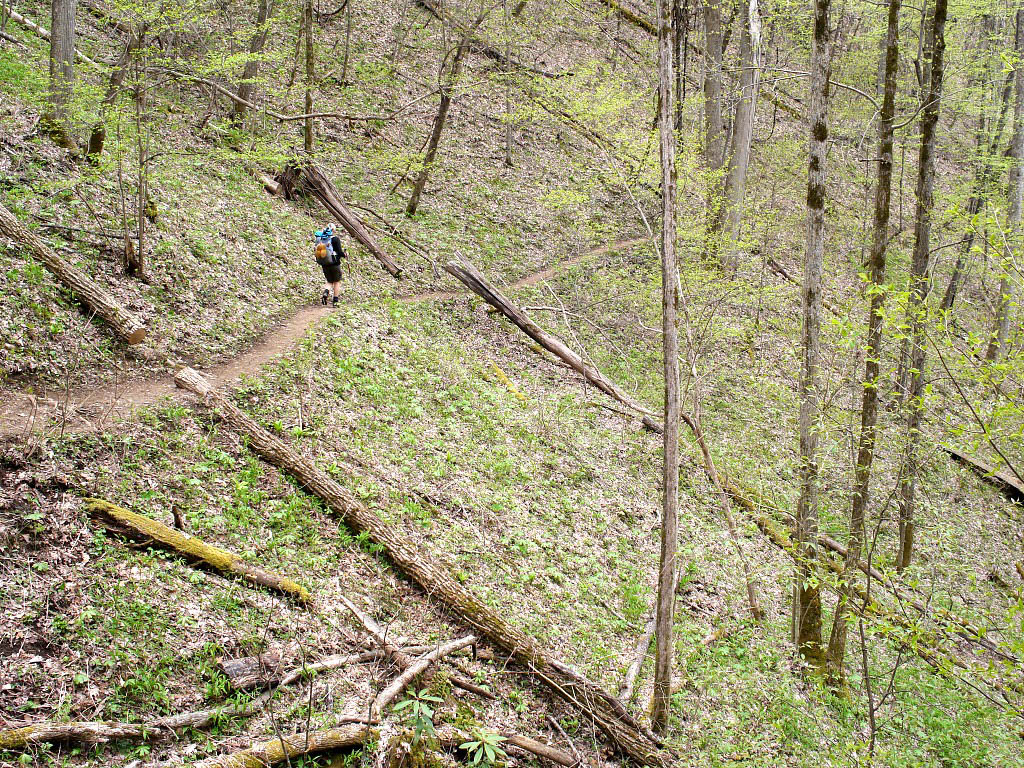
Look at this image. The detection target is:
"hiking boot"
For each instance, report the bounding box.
[332,294,340,307]
[321,289,330,306]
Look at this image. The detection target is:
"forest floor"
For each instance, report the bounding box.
[0,237,645,438]
[2,0,1023,766]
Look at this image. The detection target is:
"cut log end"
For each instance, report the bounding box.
[126,327,147,345]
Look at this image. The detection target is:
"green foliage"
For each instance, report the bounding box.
[458,728,507,766]
[393,688,444,743]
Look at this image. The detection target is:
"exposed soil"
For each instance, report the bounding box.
[0,239,644,438]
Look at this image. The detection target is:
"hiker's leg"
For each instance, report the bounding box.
[332,281,342,297]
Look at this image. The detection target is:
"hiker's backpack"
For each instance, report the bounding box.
[314,228,336,263]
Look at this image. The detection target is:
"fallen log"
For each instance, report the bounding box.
[173,366,665,767]
[0,722,145,750]
[0,653,385,751]
[0,203,147,345]
[218,652,284,691]
[84,498,311,604]
[193,724,372,768]
[276,163,402,278]
[444,259,662,433]
[372,634,477,718]
[6,9,101,67]
[437,726,578,767]
[941,445,1024,503]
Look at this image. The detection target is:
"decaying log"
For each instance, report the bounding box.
[942,445,1024,503]
[0,653,385,752]
[193,724,373,768]
[444,259,662,433]
[372,635,477,718]
[0,722,146,750]
[218,652,284,690]
[258,173,282,196]
[84,498,311,604]
[0,203,147,345]
[173,366,665,767]
[276,163,402,278]
[437,726,578,767]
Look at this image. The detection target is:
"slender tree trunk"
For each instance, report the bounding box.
[721,0,761,272]
[234,0,273,122]
[651,0,679,735]
[672,0,684,132]
[342,0,353,83]
[303,0,314,153]
[406,30,474,216]
[503,0,513,167]
[46,0,77,147]
[703,0,725,207]
[941,24,1014,313]
[794,0,831,674]
[897,0,948,573]
[825,0,901,690]
[987,10,1023,362]
[87,25,142,160]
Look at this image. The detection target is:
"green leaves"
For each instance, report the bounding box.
[395,688,444,743]
[459,729,507,766]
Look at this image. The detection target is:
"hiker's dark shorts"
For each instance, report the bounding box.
[320,263,342,283]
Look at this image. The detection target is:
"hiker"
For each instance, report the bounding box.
[314,224,347,306]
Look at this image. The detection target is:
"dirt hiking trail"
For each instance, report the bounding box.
[1,239,643,439]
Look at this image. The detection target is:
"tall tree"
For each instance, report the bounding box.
[793,0,831,673]
[987,10,1023,362]
[87,24,143,161]
[721,0,761,271]
[46,0,78,147]
[234,0,273,122]
[651,0,679,735]
[897,0,948,573]
[825,0,901,689]
[303,0,314,153]
[702,0,725,254]
[406,15,484,216]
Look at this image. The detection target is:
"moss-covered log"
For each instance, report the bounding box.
[173,366,665,767]
[193,724,373,768]
[276,163,402,278]
[0,203,146,345]
[444,259,662,433]
[0,722,146,749]
[84,497,311,604]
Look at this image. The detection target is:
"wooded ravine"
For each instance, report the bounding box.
[1,0,1023,765]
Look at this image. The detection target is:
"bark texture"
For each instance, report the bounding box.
[194,725,372,768]
[46,0,77,145]
[794,0,832,673]
[897,0,948,573]
[0,202,147,344]
[443,260,662,432]
[277,163,403,277]
[824,0,901,689]
[651,0,679,734]
[173,366,665,767]
[303,0,314,152]
[85,497,312,603]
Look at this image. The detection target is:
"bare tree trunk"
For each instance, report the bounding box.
[672,0,684,132]
[794,0,832,674]
[341,0,352,83]
[87,26,142,161]
[46,0,77,147]
[825,0,901,690]
[721,0,761,271]
[651,0,679,736]
[702,0,725,198]
[303,0,314,153]
[406,32,472,215]
[503,0,513,167]
[941,21,1013,313]
[234,0,273,122]
[897,0,948,573]
[987,11,1022,362]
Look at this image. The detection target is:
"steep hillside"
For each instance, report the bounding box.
[1,0,1023,766]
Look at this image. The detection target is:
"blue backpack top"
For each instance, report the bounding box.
[314,227,339,263]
